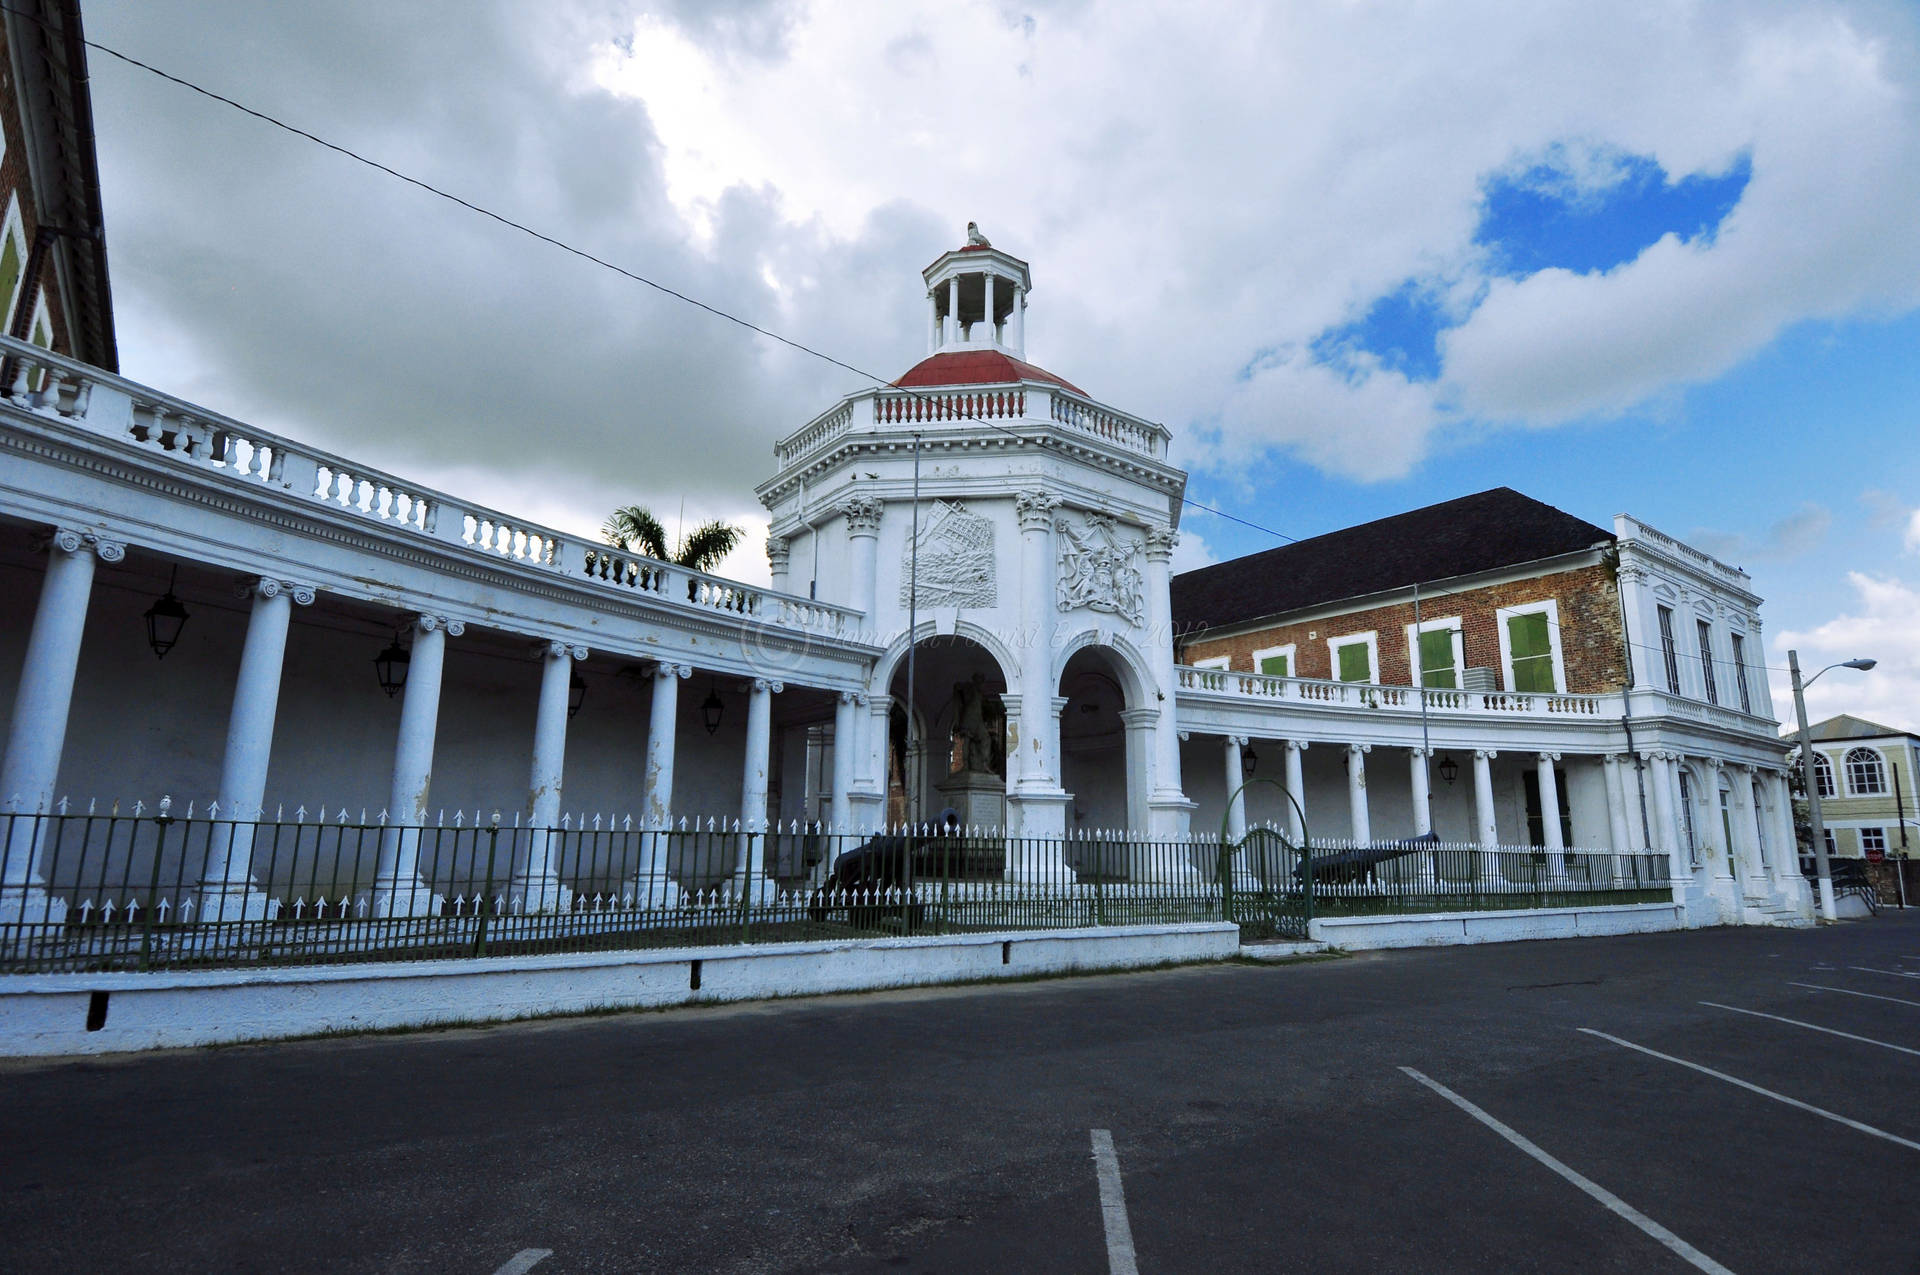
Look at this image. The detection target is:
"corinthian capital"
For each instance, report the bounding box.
[1144,523,1178,563]
[1014,489,1061,530]
[841,496,884,536]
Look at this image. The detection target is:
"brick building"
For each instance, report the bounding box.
[0,0,114,374]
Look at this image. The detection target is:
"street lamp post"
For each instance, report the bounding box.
[1789,649,1876,922]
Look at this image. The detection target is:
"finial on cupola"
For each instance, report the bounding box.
[966,221,990,247]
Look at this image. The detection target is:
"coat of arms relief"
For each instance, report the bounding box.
[1055,513,1145,625]
[900,500,996,607]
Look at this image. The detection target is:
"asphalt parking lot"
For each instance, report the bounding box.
[3,913,1917,1273]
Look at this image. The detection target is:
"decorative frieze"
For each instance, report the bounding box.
[900,499,996,608]
[1055,513,1144,625]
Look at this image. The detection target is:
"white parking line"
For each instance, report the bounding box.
[491,1250,551,1275]
[1848,966,1920,980]
[1090,1129,1139,1275]
[1577,1029,1920,1152]
[1791,982,1920,1009]
[1399,1067,1733,1274]
[1702,1002,1920,1056]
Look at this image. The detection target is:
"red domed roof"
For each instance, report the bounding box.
[893,349,1084,395]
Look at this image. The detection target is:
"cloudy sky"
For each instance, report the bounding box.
[88,0,1920,730]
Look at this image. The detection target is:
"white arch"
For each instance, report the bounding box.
[1052,627,1155,710]
[867,619,1021,698]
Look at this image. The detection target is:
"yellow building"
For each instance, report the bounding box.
[1795,715,1920,862]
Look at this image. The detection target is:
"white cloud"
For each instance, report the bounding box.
[1905,508,1920,555]
[88,0,1920,531]
[1770,572,1920,735]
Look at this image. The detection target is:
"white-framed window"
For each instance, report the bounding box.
[1695,619,1719,705]
[1656,604,1680,693]
[1813,752,1836,799]
[1845,747,1887,796]
[1729,633,1753,715]
[1251,643,1295,679]
[0,194,25,334]
[1495,600,1565,694]
[1326,632,1378,684]
[1404,617,1463,689]
[1189,655,1230,671]
[1861,827,1887,857]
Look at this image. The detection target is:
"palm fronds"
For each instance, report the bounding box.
[601,504,743,573]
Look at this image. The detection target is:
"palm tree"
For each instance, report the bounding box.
[602,504,744,574]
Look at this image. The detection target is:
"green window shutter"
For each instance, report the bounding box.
[0,235,19,325]
[1259,653,1290,677]
[1336,641,1371,683]
[1417,628,1456,688]
[1507,612,1555,692]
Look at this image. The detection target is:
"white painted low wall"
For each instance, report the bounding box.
[1308,902,1685,951]
[0,922,1238,1057]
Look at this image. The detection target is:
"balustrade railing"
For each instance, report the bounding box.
[0,337,863,642]
[1177,666,1614,719]
[1049,390,1166,457]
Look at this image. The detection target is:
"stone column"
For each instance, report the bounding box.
[1705,758,1731,880]
[1601,754,1634,884]
[200,578,315,922]
[982,272,995,344]
[630,661,689,907]
[1730,764,1761,881]
[1346,744,1372,845]
[1647,752,1687,883]
[830,690,859,833]
[947,276,959,345]
[842,497,883,624]
[1144,524,1193,838]
[0,528,121,925]
[1008,491,1069,839]
[372,614,462,917]
[1473,749,1502,883]
[1223,736,1247,843]
[1408,747,1433,837]
[1536,752,1566,877]
[512,640,585,913]
[1119,708,1158,836]
[854,691,886,833]
[765,536,791,594]
[732,678,782,903]
[1011,284,1025,356]
[1282,740,1307,844]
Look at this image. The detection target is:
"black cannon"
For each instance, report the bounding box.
[1292,832,1436,886]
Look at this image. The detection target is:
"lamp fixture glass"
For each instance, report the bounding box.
[373,630,411,698]
[1437,755,1459,786]
[143,565,191,660]
[702,683,725,735]
[568,670,587,719]
[1241,744,1258,779]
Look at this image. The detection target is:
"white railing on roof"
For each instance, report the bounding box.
[0,337,867,642]
[771,379,1172,469]
[1176,665,1614,718]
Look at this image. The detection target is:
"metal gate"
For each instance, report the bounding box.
[1220,826,1313,939]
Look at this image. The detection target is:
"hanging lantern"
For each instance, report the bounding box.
[1241,743,1258,779]
[373,631,411,698]
[1438,754,1459,786]
[702,683,725,735]
[143,565,191,660]
[568,670,588,719]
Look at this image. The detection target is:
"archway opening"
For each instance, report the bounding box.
[1059,644,1136,835]
[886,635,1009,828]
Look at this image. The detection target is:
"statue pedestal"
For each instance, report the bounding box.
[935,769,1006,832]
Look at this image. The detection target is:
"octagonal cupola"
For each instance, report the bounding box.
[924,223,1032,359]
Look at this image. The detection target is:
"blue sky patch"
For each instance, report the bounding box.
[1311,279,1450,383]
[1475,148,1751,277]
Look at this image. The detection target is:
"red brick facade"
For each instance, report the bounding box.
[0,19,74,360]
[1179,562,1629,694]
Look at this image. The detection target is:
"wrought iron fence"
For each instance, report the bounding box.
[0,808,1673,974]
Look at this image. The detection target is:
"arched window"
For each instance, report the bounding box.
[1845,747,1887,796]
[1812,752,1836,799]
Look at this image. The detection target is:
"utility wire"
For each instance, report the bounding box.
[53,9,1793,675]
[48,8,1299,544]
